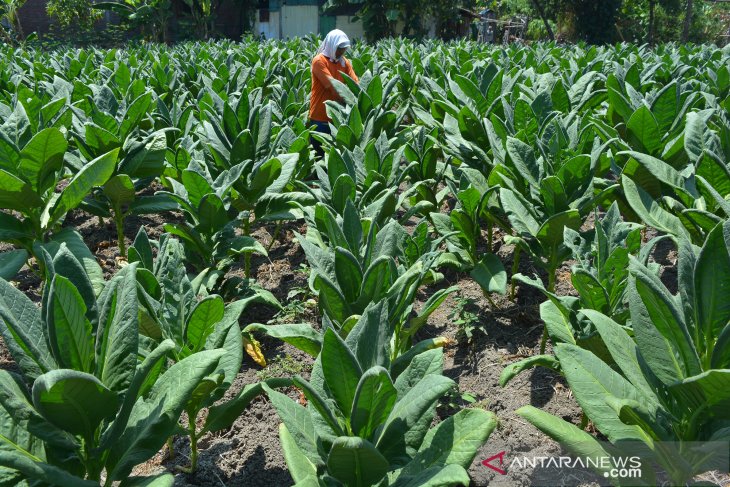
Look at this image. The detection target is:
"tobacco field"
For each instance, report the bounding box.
[0,38,729,486]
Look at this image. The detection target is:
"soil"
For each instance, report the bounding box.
[0,201,687,487]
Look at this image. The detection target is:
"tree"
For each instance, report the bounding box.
[0,0,26,41]
[682,0,693,40]
[530,0,555,40]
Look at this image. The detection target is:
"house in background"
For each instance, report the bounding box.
[254,0,364,40]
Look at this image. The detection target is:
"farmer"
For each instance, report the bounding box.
[309,29,359,159]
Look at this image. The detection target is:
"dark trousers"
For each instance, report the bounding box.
[310,120,330,160]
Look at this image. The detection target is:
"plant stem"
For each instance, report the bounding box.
[267,222,282,252]
[539,325,548,354]
[547,267,556,294]
[579,412,589,430]
[487,225,493,253]
[243,215,251,278]
[510,247,521,301]
[114,211,126,258]
[188,412,199,473]
[167,437,175,460]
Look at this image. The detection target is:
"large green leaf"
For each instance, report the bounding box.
[185,295,225,351]
[95,263,139,393]
[17,127,67,193]
[321,328,362,416]
[404,408,496,473]
[48,148,118,228]
[32,369,119,441]
[469,254,506,295]
[629,259,701,384]
[279,423,318,485]
[351,366,397,440]
[261,383,323,467]
[106,349,224,480]
[47,276,94,372]
[376,374,454,465]
[553,344,646,443]
[694,221,730,340]
[0,278,54,379]
[0,452,97,487]
[327,436,389,487]
[517,405,614,477]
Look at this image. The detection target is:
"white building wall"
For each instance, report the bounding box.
[281,5,319,38]
[254,11,281,39]
[335,15,365,40]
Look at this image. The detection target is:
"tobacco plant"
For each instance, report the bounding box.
[263,305,496,486]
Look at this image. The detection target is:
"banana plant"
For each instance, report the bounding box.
[262,304,496,487]
[0,126,117,275]
[513,218,730,485]
[0,243,224,485]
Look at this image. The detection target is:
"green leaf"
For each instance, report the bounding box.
[47,276,94,372]
[185,295,225,352]
[406,408,496,473]
[626,105,662,154]
[499,355,560,387]
[334,246,363,304]
[553,344,645,443]
[581,309,656,400]
[0,250,27,281]
[104,174,136,209]
[49,149,118,228]
[694,221,730,340]
[32,369,119,441]
[17,127,67,193]
[262,383,323,467]
[668,370,730,417]
[376,374,454,465]
[351,366,397,440]
[96,263,139,393]
[629,259,701,384]
[516,405,614,477]
[0,452,97,487]
[279,423,318,485]
[292,376,344,436]
[391,464,470,487]
[43,228,105,297]
[118,473,174,487]
[321,328,362,416]
[244,323,322,357]
[0,278,54,380]
[327,436,389,487]
[106,349,225,480]
[470,254,506,295]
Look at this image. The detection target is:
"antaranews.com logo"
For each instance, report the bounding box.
[483,451,642,481]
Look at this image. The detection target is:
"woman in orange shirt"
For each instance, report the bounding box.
[310,29,359,159]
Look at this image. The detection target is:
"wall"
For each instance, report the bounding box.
[280,4,318,39]
[335,15,364,40]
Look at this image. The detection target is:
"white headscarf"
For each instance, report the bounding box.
[317,29,351,67]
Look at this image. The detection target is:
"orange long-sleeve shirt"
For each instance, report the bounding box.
[309,53,359,123]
